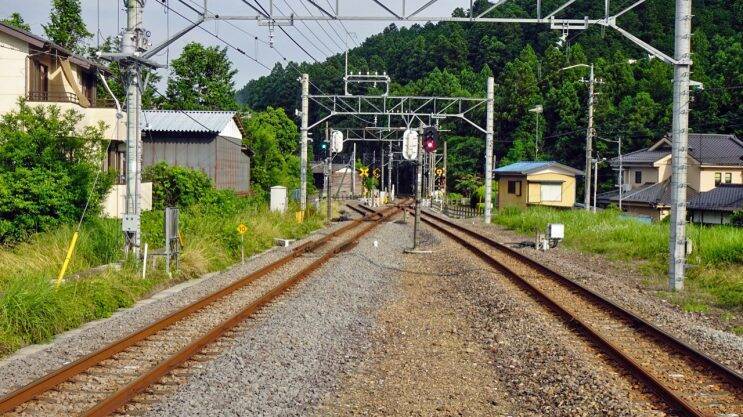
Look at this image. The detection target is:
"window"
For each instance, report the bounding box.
[634,171,642,184]
[540,183,562,202]
[507,180,522,196]
[715,172,722,185]
[724,173,732,184]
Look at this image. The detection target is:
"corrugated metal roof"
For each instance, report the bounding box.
[494,161,584,176]
[688,184,743,211]
[141,110,237,134]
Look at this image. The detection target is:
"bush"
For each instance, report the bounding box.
[731,210,743,227]
[143,162,213,209]
[0,101,113,243]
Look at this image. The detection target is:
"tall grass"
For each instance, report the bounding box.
[492,207,743,311]
[0,196,325,357]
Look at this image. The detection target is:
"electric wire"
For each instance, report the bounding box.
[281,0,336,55]
[295,0,344,51]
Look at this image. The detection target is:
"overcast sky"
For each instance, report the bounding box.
[1,0,468,89]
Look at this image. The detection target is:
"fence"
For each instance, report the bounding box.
[431,200,484,219]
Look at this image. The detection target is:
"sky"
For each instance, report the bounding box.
[1,0,468,89]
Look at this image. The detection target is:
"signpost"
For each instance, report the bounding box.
[237,223,248,263]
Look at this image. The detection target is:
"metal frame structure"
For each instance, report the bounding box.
[299,76,495,223]
[114,0,693,289]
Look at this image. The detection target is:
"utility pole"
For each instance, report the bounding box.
[326,123,332,223]
[412,124,424,250]
[428,150,436,198]
[593,157,599,213]
[300,73,309,211]
[387,141,392,199]
[443,140,448,199]
[669,0,693,291]
[584,63,595,211]
[122,0,144,256]
[381,148,385,193]
[618,137,623,211]
[351,143,356,197]
[484,77,495,224]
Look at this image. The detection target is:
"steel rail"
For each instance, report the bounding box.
[81,204,403,416]
[0,206,396,414]
[416,209,742,417]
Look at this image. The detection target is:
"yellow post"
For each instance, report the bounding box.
[56,231,79,287]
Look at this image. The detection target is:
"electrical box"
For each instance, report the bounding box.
[270,186,288,213]
[122,214,140,233]
[547,223,564,240]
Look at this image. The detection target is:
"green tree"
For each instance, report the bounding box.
[2,12,31,31]
[164,43,238,111]
[0,101,113,242]
[143,162,213,209]
[43,0,92,52]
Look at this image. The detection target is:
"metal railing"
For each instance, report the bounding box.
[431,200,484,219]
[26,91,114,108]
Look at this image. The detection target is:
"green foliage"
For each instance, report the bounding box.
[91,37,161,109]
[493,206,743,310]
[471,181,498,208]
[731,210,743,227]
[237,0,742,187]
[242,108,305,194]
[1,12,31,31]
[163,42,238,111]
[42,0,92,52]
[0,101,113,243]
[143,162,213,210]
[0,194,325,357]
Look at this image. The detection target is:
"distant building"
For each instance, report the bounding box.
[598,134,743,221]
[687,184,743,225]
[493,161,584,208]
[141,110,252,194]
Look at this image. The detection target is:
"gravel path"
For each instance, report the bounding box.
[318,225,671,417]
[0,218,354,397]
[137,218,411,417]
[461,219,743,373]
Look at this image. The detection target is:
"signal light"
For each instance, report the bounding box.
[422,126,439,153]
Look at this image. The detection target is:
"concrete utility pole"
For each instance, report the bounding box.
[669,0,693,291]
[122,0,144,256]
[584,63,595,211]
[387,141,392,198]
[351,143,356,197]
[300,73,309,211]
[428,150,436,197]
[593,157,599,213]
[443,140,448,198]
[326,123,332,223]
[618,137,623,211]
[484,77,495,224]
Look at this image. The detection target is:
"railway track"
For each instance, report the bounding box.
[417,209,742,417]
[0,202,406,417]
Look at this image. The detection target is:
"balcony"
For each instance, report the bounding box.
[26,91,114,108]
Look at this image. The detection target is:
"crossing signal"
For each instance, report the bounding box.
[423,127,439,153]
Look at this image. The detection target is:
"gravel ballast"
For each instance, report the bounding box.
[462,219,743,373]
[0,218,355,397]
[138,218,411,417]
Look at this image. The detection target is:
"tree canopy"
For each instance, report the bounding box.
[1,12,31,31]
[163,43,239,111]
[42,0,92,52]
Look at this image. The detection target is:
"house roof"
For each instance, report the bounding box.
[611,134,743,167]
[597,179,698,207]
[141,110,241,135]
[494,161,584,176]
[687,184,743,212]
[0,22,105,72]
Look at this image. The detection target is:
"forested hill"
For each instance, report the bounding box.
[237,0,741,193]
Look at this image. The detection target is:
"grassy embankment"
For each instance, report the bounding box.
[0,196,325,357]
[492,207,742,330]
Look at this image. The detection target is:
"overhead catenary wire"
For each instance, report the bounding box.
[295,0,344,51]
[281,0,337,56]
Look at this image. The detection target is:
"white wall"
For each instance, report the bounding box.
[0,31,29,115]
[102,182,153,218]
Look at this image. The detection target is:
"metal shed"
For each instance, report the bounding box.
[141,110,251,193]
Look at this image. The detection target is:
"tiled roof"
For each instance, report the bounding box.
[141,110,237,134]
[597,179,698,207]
[611,134,743,167]
[687,184,743,212]
[688,134,743,165]
[494,161,584,176]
